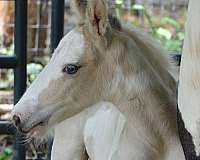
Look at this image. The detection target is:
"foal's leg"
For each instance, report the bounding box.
[51,113,88,160]
[84,103,126,160]
[51,104,101,160]
[52,102,122,160]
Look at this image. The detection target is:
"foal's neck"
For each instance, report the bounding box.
[110,88,177,138]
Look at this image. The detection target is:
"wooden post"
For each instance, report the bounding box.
[178,0,200,156]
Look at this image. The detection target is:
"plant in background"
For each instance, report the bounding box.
[0,43,14,56]
[115,0,185,53]
[151,16,185,52]
[27,63,43,84]
[0,148,13,160]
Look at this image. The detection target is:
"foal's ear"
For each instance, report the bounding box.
[85,0,109,36]
[73,0,109,37]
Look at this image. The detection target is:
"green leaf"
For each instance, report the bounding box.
[27,63,43,75]
[116,0,123,5]
[0,43,14,56]
[132,4,145,11]
[156,28,172,40]
[0,148,13,160]
[27,63,43,82]
[4,148,12,156]
[165,39,181,51]
[161,16,180,30]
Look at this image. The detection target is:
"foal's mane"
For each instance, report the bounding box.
[108,15,176,93]
[108,15,171,72]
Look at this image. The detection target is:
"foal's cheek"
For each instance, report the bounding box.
[37,76,71,105]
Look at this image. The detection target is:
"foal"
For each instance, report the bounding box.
[12,0,185,159]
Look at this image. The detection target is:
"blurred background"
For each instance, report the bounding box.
[0,0,188,159]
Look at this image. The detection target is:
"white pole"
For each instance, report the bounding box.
[178,0,200,156]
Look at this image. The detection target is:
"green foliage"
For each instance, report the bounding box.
[132,4,145,11]
[115,0,185,53]
[151,15,184,52]
[156,27,172,40]
[116,0,123,5]
[27,63,43,83]
[161,16,180,30]
[0,44,14,56]
[0,62,44,90]
[0,148,13,160]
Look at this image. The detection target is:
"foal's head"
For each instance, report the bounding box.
[12,0,126,136]
[12,0,171,137]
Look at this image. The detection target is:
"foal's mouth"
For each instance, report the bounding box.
[20,120,48,134]
[12,115,50,137]
[13,104,61,135]
[12,119,49,144]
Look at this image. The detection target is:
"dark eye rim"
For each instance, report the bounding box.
[62,64,81,74]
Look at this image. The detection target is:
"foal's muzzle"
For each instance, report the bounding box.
[12,114,26,133]
[13,115,21,127]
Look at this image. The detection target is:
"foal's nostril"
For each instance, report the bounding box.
[13,115,21,127]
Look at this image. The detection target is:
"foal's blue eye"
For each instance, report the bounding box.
[63,64,81,75]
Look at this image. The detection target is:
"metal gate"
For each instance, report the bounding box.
[0,0,64,159]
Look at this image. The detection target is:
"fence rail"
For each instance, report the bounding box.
[0,56,17,68]
[0,0,64,159]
